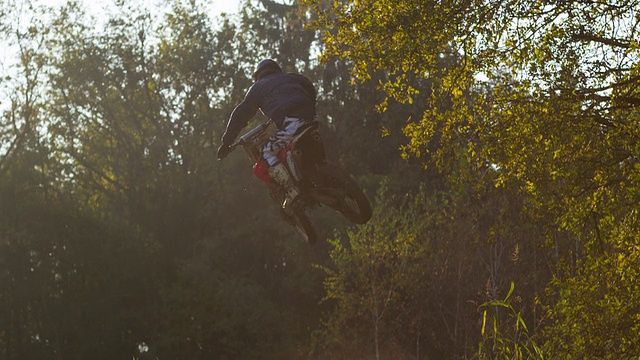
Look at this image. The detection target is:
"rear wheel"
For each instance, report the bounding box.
[315,163,372,224]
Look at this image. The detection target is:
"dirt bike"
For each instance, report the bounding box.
[226,120,372,244]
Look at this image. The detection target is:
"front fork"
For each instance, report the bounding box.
[253,156,302,217]
[286,150,303,182]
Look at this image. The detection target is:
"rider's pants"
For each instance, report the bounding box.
[262,116,309,166]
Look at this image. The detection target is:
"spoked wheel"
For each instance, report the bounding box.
[288,211,318,245]
[315,163,372,225]
[270,185,318,245]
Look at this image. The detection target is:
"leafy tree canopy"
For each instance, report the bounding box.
[304,0,640,356]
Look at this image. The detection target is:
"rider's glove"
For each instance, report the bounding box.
[217,144,232,159]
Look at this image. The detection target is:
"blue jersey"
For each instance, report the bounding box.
[221,72,316,146]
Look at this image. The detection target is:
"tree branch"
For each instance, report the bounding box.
[571,31,632,49]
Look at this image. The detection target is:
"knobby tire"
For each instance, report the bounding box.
[316,163,372,225]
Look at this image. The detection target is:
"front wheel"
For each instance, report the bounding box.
[314,163,372,225]
[289,211,318,245]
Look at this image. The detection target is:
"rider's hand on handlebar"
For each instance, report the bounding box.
[217,144,232,160]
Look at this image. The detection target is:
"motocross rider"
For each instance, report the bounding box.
[217,59,317,209]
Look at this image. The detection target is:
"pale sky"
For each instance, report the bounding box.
[0,0,243,60]
[35,0,243,17]
[0,0,243,111]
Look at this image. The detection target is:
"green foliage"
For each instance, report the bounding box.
[318,182,431,359]
[3,0,432,357]
[476,282,545,360]
[305,0,640,357]
[316,170,548,358]
[0,0,337,359]
[543,225,640,358]
[6,0,640,358]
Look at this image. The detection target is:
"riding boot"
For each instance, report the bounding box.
[267,162,300,209]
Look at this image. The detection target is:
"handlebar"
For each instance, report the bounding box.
[217,121,272,161]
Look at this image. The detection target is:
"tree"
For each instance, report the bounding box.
[1,1,338,358]
[305,0,640,356]
[318,167,549,359]
[318,183,430,359]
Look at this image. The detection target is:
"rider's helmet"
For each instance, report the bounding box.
[253,59,282,81]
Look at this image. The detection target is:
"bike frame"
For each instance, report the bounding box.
[232,121,274,163]
[227,120,372,243]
